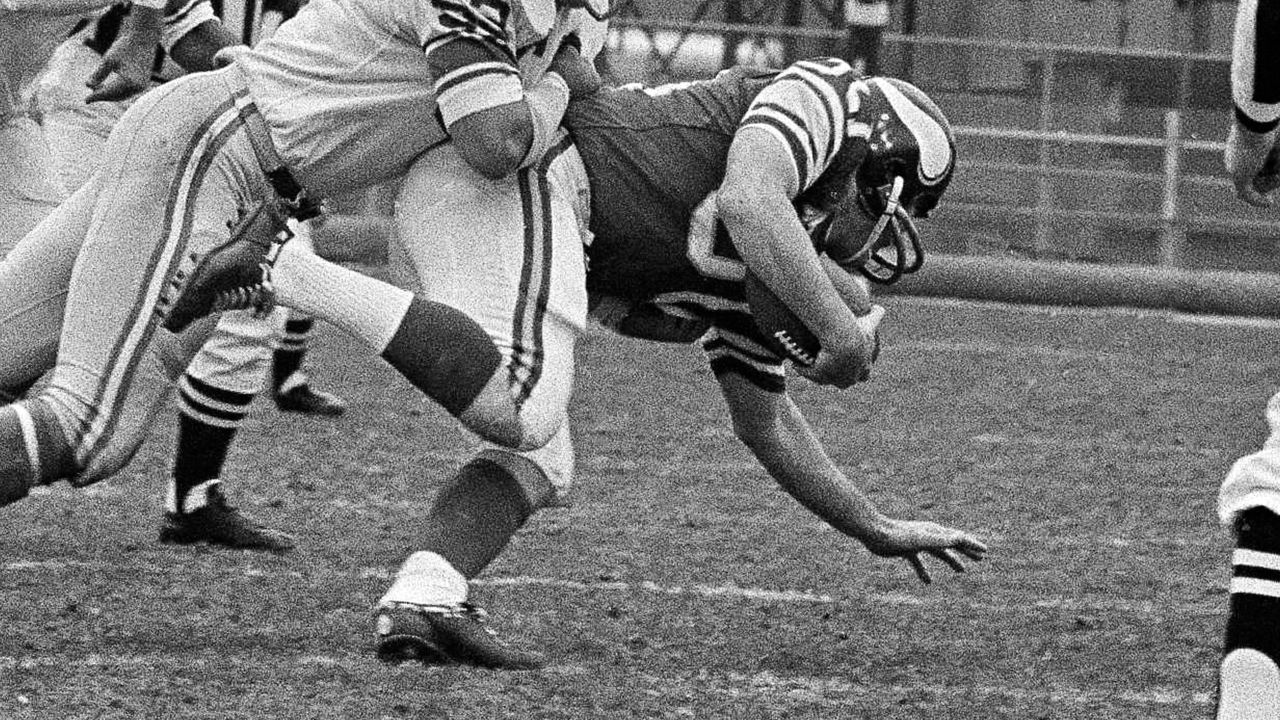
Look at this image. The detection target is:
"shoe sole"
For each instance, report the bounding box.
[375,633,454,665]
[158,527,294,553]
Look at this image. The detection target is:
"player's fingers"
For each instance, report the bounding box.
[856,304,887,337]
[954,535,989,560]
[86,59,117,89]
[928,548,966,574]
[86,76,142,103]
[907,554,931,584]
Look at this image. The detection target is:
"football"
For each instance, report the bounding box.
[744,255,875,366]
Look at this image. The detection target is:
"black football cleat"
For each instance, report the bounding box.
[161,201,289,333]
[374,602,546,670]
[158,486,294,553]
[274,383,347,417]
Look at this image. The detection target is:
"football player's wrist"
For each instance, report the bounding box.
[130,0,166,9]
[519,72,570,168]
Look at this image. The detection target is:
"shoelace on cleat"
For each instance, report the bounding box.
[209,264,275,316]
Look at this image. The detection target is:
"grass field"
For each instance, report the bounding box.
[0,294,1273,719]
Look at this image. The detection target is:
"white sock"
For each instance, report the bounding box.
[272,239,413,353]
[166,478,219,513]
[378,551,468,608]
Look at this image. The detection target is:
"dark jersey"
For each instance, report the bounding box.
[566,57,870,393]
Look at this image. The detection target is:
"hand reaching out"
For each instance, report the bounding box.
[861,518,989,584]
[549,35,602,99]
[86,6,161,103]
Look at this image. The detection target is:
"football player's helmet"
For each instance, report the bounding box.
[823,77,956,284]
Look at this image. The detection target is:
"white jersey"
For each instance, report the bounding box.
[235,0,600,195]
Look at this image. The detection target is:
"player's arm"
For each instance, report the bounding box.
[423,0,601,179]
[714,368,987,584]
[718,126,873,389]
[1228,0,1280,206]
[168,16,238,72]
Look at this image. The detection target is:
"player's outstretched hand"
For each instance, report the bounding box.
[550,35,602,99]
[861,518,988,584]
[86,7,161,103]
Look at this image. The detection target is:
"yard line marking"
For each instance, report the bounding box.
[894,295,1280,330]
[470,576,1221,616]
[0,653,1216,708]
[889,339,1124,362]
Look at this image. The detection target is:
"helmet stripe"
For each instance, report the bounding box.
[871,78,953,184]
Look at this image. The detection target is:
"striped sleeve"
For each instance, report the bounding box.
[419,0,523,126]
[701,314,787,394]
[1233,0,1280,132]
[739,57,851,193]
[160,0,215,52]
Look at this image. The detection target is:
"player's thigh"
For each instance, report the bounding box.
[394,143,587,441]
[50,73,267,464]
[0,115,67,254]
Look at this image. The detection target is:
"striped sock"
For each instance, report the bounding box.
[170,374,253,513]
[1218,506,1280,719]
[273,314,313,391]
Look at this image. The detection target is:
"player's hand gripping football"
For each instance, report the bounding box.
[861,518,988,584]
[549,35,602,99]
[796,305,886,389]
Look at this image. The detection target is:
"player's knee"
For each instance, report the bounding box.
[474,447,562,512]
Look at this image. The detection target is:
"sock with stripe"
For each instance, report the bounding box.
[0,401,76,505]
[1218,505,1280,719]
[272,241,502,417]
[271,238,413,353]
[169,375,252,513]
[272,313,313,392]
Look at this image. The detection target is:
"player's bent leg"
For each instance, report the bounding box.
[160,308,294,552]
[1,70,285,500]
[272,311,346,417]
[374,429,572,669]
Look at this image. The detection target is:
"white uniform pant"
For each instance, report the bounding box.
[392,136,590,501]
[0,113,68,387]
[35,37,284,401]
[1,68,279,484]
[1220,390,1280,527]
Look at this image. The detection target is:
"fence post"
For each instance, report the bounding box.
[1160,109,1185,268]
[1033,51,1056,255]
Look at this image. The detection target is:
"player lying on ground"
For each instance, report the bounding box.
[371,59,987,670]
[0,0,605,502]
